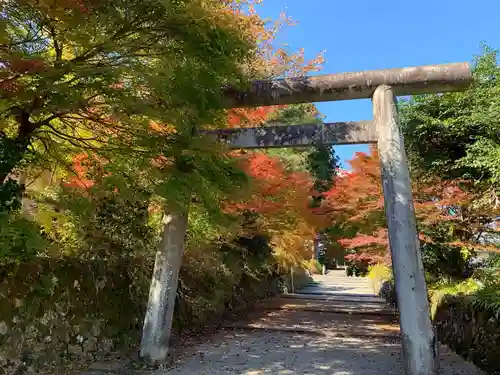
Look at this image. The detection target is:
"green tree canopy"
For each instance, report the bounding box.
[0,0,258,215]
[401,45,500,191]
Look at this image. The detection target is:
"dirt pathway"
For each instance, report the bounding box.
[154,270,485,375]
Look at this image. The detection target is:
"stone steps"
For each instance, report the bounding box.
[223,308,400,340]
[258,297,397,316]
[281,293,386,304]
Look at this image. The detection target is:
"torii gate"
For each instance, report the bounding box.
[140,62,472,375]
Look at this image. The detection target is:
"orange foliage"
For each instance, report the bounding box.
[63,154,97,189]
[226,105,287,128]
[324,146,388,260]
[323,146,485,263]
[225,152,312,215]
[148,120,177,135]
[62,1,326,265]
[413,179,474,225]
[0,80,22,96]
[222,0,324,131]
[63,153,110,190]
[339,229,388,249]
[324,146,383,222]
[323,147,388,262]
[4,56,47,74]
[223,150,327,264]
[344,253,388,266]
[60,0,91,13]
[225,0,325,78]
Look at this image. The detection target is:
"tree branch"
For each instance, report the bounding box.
[48,24,63,64]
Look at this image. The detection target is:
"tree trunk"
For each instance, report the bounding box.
[1,110,35,184]
[0,135,31,184]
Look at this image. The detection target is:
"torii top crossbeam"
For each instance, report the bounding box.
[211,62,472,149]
[222,62,471,108]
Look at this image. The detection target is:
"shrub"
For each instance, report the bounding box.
[367,264,397,307]
[346,266,353,277]
[0,213,47,264]
[344,253,387,277]
[345,261,369,277]
[430,252,500,318]
[367,264,392,293]
[473,253,500,288]
[380,280,397,308]
[421,241,473,283]
[304,259,323,275]
[468,283,500,318]
[429,278,481,318]
[62,190,156,258]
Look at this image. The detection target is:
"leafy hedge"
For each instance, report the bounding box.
[0,256,151,374]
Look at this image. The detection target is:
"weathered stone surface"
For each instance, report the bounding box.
[223,62,471,108]
[205,121,376,149]
[374,85,437,374]
[140,211,189,362]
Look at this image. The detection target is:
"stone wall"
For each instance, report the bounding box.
[368,268,500,374]
[0,256,311,374]
[0,257,152,374]
[434,296,500,375]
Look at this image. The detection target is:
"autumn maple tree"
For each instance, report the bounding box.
[1,0,262,215]
[322,146,498,273]
[221,150,326,267]
[321,147,388,265]
[0,0,334,275]
[1,0,328,210]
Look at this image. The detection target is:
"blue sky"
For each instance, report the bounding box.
[257,0,500,169]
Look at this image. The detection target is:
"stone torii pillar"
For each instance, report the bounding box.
[140,62,471,375]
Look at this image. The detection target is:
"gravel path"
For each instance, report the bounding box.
[162,331,482,375]
[156,271,485,375]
